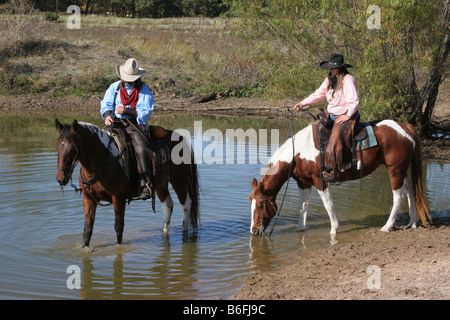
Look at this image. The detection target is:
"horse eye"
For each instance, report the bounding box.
[256,205,263,210]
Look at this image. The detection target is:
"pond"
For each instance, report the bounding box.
[0,114,448,299]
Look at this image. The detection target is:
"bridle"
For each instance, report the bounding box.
[56,135,80,179]
[253,195,278,235]
[57,127,113,207]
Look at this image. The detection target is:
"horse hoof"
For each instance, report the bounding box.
[81,245,94,252]
[330,226,338,235]
[380,226,390,232]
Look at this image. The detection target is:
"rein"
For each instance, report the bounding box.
[258,107,296,236]
[68,127,115,207]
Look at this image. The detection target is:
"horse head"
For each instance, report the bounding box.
[249,177,278,235]
[55,119,80,186]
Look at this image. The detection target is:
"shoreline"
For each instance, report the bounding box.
[1,92,448,163]
[235,221,449,300]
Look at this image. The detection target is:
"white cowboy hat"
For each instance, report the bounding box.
[115,58,146,82]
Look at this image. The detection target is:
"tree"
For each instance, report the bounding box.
[226,0,449,135]
[419,0,449,138]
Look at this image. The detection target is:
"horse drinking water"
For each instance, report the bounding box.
[249,119,431,236]
[55,119,199,247]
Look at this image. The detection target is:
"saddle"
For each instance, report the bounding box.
[311,109,370,185]
[109,119,170,207]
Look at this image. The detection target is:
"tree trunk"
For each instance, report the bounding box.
[404,25,422,127]
[85,0,91,15]
[421,0,450,138]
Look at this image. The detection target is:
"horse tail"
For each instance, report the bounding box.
[188,150,200,231]
[167,129,200,232]
[407,124,432,227]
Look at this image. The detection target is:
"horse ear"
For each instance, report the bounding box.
[70,119,79,133]
[252,177,258,188]
[55,118,64,133]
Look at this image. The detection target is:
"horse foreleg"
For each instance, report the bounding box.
[113,198,126,244]
[296,187,311,232]
[82,195,97,247]
[317,186,339,235]
[157,184,174,235]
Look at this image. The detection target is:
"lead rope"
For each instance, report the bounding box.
[268,107,296,236]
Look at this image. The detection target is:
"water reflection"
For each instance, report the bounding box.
[0,114,448,299]
[78,236,202,299]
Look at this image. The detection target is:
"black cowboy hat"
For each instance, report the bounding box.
[319,54,353,70]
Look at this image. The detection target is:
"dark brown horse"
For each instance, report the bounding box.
[55,119,199,247]
[249,120,431,236]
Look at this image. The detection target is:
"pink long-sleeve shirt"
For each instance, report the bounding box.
[301,74,359,117]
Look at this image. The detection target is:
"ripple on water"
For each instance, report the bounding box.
[0,117,448,299]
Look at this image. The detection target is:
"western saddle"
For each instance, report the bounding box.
[311,109,367,187]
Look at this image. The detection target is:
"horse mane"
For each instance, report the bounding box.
[56,123,75,141]
[78,122,115,150]
[250,124,319,197]
[57,121,101,140]
[249,125,313,198]
[267,124,316,166]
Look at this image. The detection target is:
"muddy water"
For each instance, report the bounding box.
[0,115,448,299]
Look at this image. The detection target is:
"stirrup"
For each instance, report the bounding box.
[139,188,151,200]
[139,183,153,200]
[322,170,336,182]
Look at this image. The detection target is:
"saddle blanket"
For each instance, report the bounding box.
[357,122,378,151]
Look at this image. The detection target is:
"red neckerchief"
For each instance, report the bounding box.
[120,86,139,109]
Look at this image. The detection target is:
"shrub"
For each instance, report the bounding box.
[44,11,59,22]
[0,1,46,58]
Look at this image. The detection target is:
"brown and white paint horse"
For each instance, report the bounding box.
[249,120,431,236]
[55,119,199,247]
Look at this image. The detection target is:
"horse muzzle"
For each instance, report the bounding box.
[252,229,263,236]
[56,176,69,187]
[251,225,265,236]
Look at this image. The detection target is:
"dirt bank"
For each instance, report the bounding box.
[1,92,448,162]
[236,221,449,300]
[0,92,294,118]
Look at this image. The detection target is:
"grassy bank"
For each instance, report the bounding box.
[0,14,268,100]
[1,13,448,126]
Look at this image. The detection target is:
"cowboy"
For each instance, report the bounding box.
[100,58,155,200]
[294,54,360,181]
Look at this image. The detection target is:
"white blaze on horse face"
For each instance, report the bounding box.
[268,124,319,166]
[250,199,256,233]
[376,120,415,149]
